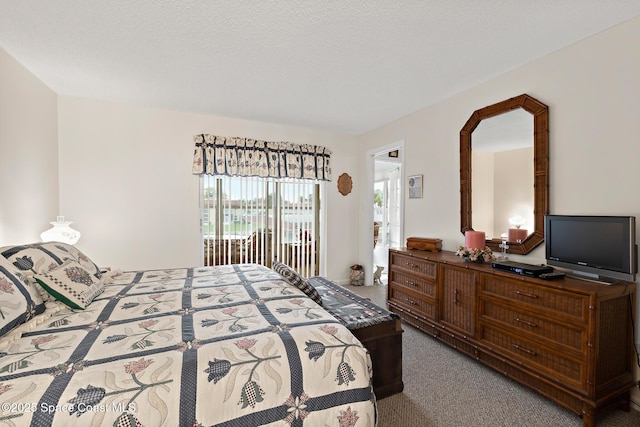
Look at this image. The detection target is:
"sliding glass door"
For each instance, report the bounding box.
[200,175,321,277]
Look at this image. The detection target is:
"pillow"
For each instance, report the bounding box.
[0,257,45,337]
[0,242,102,280]
[33,260,104,310]
[272,261,322,306]
[38,242,102,279]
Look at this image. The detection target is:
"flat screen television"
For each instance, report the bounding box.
[545,215,637,282]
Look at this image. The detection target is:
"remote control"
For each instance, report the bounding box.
[539,272,566,280]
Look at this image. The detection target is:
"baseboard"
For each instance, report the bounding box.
[332,279,379,287]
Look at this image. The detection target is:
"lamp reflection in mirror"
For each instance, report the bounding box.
[40,216,81,245]
[508,215,527,243]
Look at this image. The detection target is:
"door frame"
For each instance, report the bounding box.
[363,141,405,285]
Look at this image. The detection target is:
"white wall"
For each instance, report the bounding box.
[0,48,58,245]
[57,97,361,277]
[357,15,640,405]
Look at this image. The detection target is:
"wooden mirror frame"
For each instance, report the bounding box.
[460,94,549,255]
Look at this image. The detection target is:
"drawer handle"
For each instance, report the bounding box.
[407,281,417,287]
[405,262,420,269]
[514,290,538,299]
[512,343,537,356]
[454,289,460,305]
[514,318,538,328]
[405,298,417,306]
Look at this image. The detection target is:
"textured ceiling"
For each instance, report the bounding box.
[1,1,639,134]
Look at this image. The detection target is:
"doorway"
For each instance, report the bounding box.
[372,148,403,285]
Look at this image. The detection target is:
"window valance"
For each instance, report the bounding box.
[192,134,332,181]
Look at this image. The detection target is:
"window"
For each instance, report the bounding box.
[201,175,322,277]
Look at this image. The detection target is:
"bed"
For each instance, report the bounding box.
[0,242,377,426]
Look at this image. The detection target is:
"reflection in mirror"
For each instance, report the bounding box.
[460,94,549,255]
[471,109,534,241]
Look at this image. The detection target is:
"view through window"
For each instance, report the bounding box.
[201,175,321,277]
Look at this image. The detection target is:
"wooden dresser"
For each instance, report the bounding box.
[387,248,637,427]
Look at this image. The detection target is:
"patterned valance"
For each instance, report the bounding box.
[192,134,332,181]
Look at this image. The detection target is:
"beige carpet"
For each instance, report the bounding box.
[344,283,640,427]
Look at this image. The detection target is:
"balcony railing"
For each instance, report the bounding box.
[203,231,318,277]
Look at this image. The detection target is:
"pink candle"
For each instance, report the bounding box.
[508,228,528,243]
[465,231,486,249]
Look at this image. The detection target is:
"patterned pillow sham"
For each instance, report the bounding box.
[0,257,45,337]
[0,242,102,280]
[272,261,323,306]
[33,260,104,310]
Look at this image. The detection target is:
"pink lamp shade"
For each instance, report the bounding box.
[508,228,528,243]
[465,231,486,249]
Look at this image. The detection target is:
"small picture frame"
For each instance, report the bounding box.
[408,174,423,199]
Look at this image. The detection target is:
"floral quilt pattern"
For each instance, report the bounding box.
[0,264,375,426]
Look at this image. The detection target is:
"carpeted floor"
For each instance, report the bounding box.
[344,283,640,427]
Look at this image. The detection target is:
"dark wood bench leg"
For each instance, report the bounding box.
[352,318,404,398]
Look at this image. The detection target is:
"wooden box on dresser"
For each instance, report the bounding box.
[387,248,637,427]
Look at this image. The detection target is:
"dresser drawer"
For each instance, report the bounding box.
[479,298,586,354]
[390,252,437,279]
[480,274,589,322]
[480,324,586,390]
[389,269,436,297]
[388,284,436,319]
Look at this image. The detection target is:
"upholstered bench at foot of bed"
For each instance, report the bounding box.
[308,276,404,399]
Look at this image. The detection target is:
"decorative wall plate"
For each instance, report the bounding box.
[337,173,353,196]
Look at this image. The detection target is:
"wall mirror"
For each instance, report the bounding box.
[460,94,549,255]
